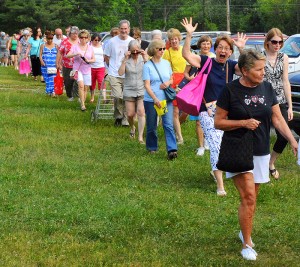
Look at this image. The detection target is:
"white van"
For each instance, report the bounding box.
[281,34,300,73]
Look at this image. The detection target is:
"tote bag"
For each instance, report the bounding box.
[176,57,212,116]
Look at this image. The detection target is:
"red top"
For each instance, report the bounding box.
[59,38,78,68]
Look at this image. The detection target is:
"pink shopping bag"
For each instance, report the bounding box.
[19,58,31,74]
[176,57,212,116]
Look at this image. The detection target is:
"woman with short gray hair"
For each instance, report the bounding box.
[118,39,148,143]
[56,26,80,101]
[215,49,298,261]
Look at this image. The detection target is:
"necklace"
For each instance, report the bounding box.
[214,58,226,71]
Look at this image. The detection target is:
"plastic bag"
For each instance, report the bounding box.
[54,70,64,95]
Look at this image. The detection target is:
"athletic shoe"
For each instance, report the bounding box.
[196,147,205,156]
[239,231,255,247]
[168,151,178,160]
[67,97,74,102]
[241,244,257,260]
[216,189,227,196]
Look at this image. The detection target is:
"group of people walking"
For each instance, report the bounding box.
[2,17,299,261]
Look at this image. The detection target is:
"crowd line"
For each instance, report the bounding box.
[1,17,299,261]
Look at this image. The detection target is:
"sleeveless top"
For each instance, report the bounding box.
[264,52,286,104]
[42,46,57,68]
[11,38,18,50]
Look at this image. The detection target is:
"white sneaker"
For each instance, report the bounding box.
[241,244,257,260]
[204,139,210,150]
[239,230,255,247]
[67,97,74,102]
[196,147,205,156]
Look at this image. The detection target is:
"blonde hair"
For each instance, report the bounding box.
[167,28,182,41]
[78,29,90,39]
[147,40,166,57]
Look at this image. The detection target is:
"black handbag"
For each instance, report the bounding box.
[150,60,176,101]
[216,85,254,173]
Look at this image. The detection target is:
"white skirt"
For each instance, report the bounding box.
[226,154,270,184]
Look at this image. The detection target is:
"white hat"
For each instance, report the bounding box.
[23,29,30,35]
[0,32,5,37]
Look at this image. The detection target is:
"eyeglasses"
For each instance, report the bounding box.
[93,39,100,42]
[270,40,283,45]
[156,47,166,51]
[80,36,88,39]
[131,50,141,54]
[47,37,53,40]
[217,46,231,52]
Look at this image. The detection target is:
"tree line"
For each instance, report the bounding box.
[0,0,299,35]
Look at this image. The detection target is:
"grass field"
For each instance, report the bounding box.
[0,66,299,266]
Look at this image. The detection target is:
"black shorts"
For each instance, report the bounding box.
[10,49,17,55]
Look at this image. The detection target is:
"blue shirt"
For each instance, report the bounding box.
[143,59,172,102]
[28,37,43,56]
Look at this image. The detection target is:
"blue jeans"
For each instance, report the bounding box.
[144,101,177,153]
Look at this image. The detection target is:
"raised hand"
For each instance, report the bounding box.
[233,32,248,50]
[180,17,198,34]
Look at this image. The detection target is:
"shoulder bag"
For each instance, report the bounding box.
[203,61,228,118]
[176,57,212,116]
[216,84,254,173]
[70,46,88,80]
[150,59,176,101]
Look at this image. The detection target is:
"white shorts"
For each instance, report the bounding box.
[77,71,91,86]
[226,154,271,184]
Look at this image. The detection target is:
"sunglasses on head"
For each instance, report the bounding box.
[270,40,283,45]
[156,47,166,51]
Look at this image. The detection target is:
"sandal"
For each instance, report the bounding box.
[269,168,280,179]
[130,127,136,138]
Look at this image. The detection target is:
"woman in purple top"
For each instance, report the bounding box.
[67,29,95,111]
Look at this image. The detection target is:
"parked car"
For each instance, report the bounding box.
[230,33,266,61]
[288,70,300,135]
[281,34,300,73]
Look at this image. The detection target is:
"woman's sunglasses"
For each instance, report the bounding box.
[270,40,283,45]
[156,47,166,51]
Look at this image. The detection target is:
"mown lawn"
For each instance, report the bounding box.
[0,66,299,266]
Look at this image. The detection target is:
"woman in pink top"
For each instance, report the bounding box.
[67,29,95,111]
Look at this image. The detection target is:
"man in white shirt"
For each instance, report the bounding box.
[53,28,66,46]
[104,20,134,126]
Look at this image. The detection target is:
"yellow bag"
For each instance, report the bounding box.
[154,100,168,116]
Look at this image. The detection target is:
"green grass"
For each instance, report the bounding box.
[0,66,299,266]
